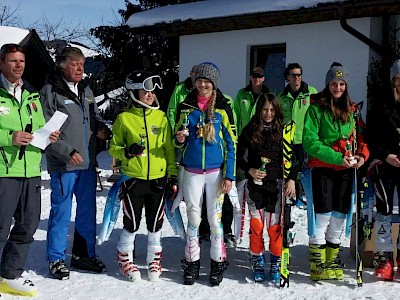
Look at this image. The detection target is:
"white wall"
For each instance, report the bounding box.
[180,17,371,116]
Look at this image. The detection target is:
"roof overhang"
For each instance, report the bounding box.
[127,0,400,37]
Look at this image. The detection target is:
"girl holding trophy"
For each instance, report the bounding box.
[302,62,369,281]
[236,93,297,282]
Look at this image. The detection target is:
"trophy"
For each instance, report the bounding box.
[345,138,357,165]
[182,110,190,136]
[196,115,204,138]
[254,157,271,185]
[139,134,147,156]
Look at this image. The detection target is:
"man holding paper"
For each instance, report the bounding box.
[40,46,111,280]
[0,43,59,297]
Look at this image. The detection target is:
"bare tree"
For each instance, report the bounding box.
[0,2,22,26]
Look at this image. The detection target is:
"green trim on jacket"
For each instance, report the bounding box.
[109,105,178,180]
[0,85,45,177]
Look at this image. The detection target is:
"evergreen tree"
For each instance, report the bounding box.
[91,0,201,120]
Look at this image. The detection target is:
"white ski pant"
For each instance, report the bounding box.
[309,211,346,245]
[183,169,226,262]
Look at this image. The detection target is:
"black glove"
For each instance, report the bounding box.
[125,143,145,158]
[165,176,178,201]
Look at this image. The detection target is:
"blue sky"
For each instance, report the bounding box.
[4,0,132,30]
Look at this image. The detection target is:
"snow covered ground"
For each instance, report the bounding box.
[2,151,398,299]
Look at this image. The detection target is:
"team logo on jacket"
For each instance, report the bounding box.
[241,99,247,104]
[31,102,38,112]
[151,125,159,134]
[0,106,10,115]
[85,97,94,103]
[64,99,74,105]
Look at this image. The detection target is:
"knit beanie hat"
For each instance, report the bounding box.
[390,59,400,80]
[325,63,350,86]
[195,62,220,89]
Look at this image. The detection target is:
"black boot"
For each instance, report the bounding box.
[181,259,200,285]
[209,259,229,286]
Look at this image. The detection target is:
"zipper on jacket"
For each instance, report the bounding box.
[0,147,9,174]
[79,91,90,168]
[143,108,151,180]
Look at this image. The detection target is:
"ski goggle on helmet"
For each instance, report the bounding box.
[125,71,163,92]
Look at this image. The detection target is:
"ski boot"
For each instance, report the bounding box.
[147,250,162,282]
[326,243,344,280]
[209,259,229,286]
[181,259,200,285]
[117,251,141,281]
[269,254,281,283]
[0,277,37,297]
[309,244,334,281]
[374,251,394,281]
[250,254,266,282]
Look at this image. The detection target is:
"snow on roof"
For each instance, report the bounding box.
[126,0,340,28]
[69,42,101,58]
[0,26,30,47]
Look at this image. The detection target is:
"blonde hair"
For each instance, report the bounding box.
[203,89,217,143]
[392,79,400,103]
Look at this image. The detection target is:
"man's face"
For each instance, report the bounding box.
[0,51,25,84]
[63,56,84,83]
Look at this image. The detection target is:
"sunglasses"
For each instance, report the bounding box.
[0,43,24,58]
[289,73,302,78]
[126,75,163,92]
[251,73,264,78]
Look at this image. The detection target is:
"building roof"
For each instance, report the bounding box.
[126,0,400,36]
[0,26,54,90]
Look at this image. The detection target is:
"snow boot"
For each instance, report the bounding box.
[0,276,37,297]
[269,253,281,283]
[250,254,266,282]
[209,259,229,286]
[181,259,200,285]
[71,255,106,273]
[309,244,334,281]
[374,251,394,281]
[49,259,70,280]
[117,251,141,281]
[325,243,344,280]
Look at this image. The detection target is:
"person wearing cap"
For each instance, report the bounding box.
[367,59,400,281]
[174,62,236,286]
[302,62,369,281]
[40,46,111,280]
[108,70,178,282]
[234,66,270,137]
[0,44,59,297]
[278,63,317,208]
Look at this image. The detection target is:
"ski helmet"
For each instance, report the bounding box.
[125,70,162,109]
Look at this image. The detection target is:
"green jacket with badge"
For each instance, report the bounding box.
[0,77,45,177]
[234,84,270,136]
[278,82,317,144]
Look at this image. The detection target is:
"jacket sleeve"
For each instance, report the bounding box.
[167,83,183,131]
[354,110,370,161]
[302,105,344,166]
[108,114,126,162]
[40,85,75,161]
[221,109,237,181]
[163,116,178,178]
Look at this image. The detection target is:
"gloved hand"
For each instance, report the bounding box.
[125,143,145,158]
[165,176,178,200]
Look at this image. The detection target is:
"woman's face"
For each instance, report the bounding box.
[393,75,400,93]
[138,89,155,106]
[261,102,275,123]
[195,78,213,97]
[328,79,346,100]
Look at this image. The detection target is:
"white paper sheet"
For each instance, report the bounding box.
[31,111,68,150]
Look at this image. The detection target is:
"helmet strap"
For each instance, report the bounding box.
[128,91,160,110]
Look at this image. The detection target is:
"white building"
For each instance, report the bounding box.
[126,0,400,117]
